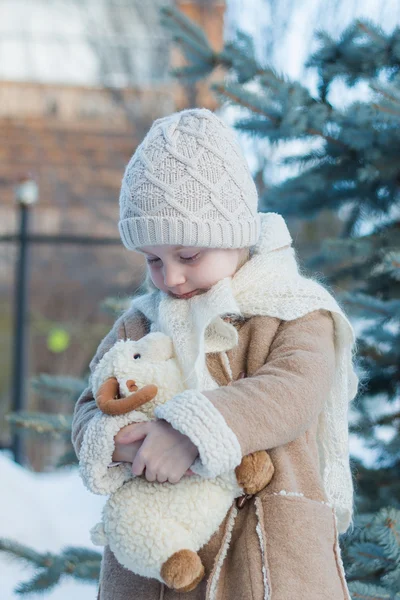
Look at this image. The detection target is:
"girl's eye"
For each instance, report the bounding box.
[146,253,200,265]
[133,353,141,359]
[180,253,200,262]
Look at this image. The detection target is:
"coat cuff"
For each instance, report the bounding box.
[154,390,242,478]
[78,410,149,495]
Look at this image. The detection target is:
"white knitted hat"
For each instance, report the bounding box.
[118,108,261,249]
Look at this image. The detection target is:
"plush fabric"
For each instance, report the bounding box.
[78,333,243,584]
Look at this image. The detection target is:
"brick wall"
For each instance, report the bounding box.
[0,1,225,236]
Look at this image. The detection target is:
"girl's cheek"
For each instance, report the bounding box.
[148,267,161,286]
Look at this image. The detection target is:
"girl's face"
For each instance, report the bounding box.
[136,245,249,299]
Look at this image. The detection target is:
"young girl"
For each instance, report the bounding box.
[72,108,359,600]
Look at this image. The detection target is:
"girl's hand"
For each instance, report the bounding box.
[112,437,143,464]
[114,420,199,483]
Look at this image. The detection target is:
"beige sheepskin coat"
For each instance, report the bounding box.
[72,306,352,600]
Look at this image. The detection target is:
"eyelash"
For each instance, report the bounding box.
[146,253,200,265]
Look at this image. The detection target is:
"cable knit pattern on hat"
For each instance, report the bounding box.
[118,108,261,249]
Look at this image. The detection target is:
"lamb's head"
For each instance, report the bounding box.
[91,332,177,416]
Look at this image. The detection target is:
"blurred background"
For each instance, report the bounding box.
[1,1,399,598]
[0,0,225,472]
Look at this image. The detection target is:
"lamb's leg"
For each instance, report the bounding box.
[235,450,275,495]
[90,522,107,546]
[228,375,275,495]
[161,550,204,592]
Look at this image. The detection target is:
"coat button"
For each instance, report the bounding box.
[236,493,254,509]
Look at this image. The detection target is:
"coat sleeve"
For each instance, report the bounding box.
[71,308,149,495]
[154,309,336,478]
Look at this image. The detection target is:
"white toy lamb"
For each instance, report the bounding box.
[79,331,274,592]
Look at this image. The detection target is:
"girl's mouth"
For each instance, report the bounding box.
[170,289,199,299]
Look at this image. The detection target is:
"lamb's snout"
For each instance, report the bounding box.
[127,380,138,392]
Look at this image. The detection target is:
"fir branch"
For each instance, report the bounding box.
[5,412,72,437]
[356,19,387,45]
[348,581,396,597]
[377,252,400,280]
[370,83,400,106]
[30,374,86,401]
[371,102,400,118]
[169,31,214,63]
[56,449,78,468]
[0,540,101,594]
[0,539,43,565]
[211,83,346,148]
[339,292,400,319]
[169,62,214,82]
[212,82,276,119]
[354,411,400,429]
[308,19,400,88]
[343,508,400,595]
[160,6,212,51]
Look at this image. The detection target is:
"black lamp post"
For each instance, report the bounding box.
[11,177,38,465]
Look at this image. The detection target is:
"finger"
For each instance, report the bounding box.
[156,472,168,483]
[185,469,195,476]
[117,422,149,444]
[129,440,143,462]
[167,473,181,484]
[131,451,146,477]
[144,467,157,483]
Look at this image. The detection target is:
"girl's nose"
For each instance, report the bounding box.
[163,265,186,288]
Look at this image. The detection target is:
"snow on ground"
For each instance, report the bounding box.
[0,450,106,600]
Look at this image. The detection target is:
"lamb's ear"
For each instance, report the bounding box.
[95,377,120,414]
[137,331,174,361]
[114,384,158,413]
[91,340,125,398]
